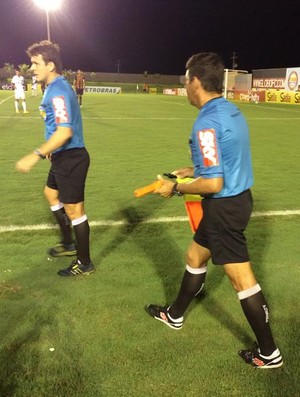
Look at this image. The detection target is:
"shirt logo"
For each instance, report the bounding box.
[52,96,69,124]
[197,129,219,167]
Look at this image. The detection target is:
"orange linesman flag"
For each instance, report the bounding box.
[184,200,203,232]
[133,181,162,198]
[177,178,203,233]
[133,177,203,232]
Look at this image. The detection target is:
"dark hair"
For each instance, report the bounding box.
[186,53,224,93]
[26,40,63,74]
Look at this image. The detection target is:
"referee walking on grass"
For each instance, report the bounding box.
[16,40,94,277]
[146,52,283,369]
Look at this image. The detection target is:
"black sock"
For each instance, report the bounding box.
[51,205,73,245]
[239,284,277,356]
[72,215,91,265]
[169,265,207,319]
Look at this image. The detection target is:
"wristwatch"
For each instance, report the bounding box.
[172,183,183,197]
[33,149,46,159]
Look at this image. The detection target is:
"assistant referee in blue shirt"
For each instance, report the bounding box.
[16,40,94,277]
[146,53,282,369]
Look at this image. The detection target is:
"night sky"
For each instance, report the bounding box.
[0,0,299,75]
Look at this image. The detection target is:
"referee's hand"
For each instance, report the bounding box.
[153,175,174,198]
[16,153,40,173]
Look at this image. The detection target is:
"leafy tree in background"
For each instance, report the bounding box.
[3,63,15,74]
[18,64,31,78]
[63,69,74,83]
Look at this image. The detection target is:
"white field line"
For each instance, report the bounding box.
[1,93,299,115]
[0,94,14,105]
[249,104,300,113]
[248,118,300,120]
[0,115,191,120]
[1,115,300,121]
[0,209,299,234]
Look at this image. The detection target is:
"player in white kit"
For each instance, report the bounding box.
[11,70,29,114]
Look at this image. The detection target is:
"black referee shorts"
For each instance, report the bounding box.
[194,189,253,265]
[46,147,90,204]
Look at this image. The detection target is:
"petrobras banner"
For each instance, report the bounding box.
[266,90,300,105]
[285,68,300,91]
[85,86,121,94]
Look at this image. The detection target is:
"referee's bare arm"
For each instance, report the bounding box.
[154,175,223,198]
[16,126,72,173]
[175,177,223,195]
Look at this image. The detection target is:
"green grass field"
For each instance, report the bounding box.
[0,90,300,397]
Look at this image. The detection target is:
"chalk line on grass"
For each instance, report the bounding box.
[0,210,299,234]
[0,94,14,105]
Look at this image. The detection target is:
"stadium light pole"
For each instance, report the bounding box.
[33,0,63,41]
[46,8,50,41]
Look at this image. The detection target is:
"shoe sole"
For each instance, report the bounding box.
[153,315,182,330]
[57,268,95,277]
[256,364,283,369]
[254,361,283,369]
[146,306,182,330]
[239,350,283,369]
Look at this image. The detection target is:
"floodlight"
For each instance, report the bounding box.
[33,0,62,11]
[33,0,63,41]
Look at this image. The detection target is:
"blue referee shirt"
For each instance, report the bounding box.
[39,76,85,153]
[189,97,254,198]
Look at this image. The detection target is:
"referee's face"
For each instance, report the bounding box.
[185,69,200,108]
[30,55,53,85]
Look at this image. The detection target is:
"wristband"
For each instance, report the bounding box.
[172,183,183,197]
[33,149,46,159]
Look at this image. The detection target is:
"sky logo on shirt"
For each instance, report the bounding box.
[52,96,69,124]
[198,129,219,167]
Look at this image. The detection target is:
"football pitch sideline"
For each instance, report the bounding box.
[0,91,299,397]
